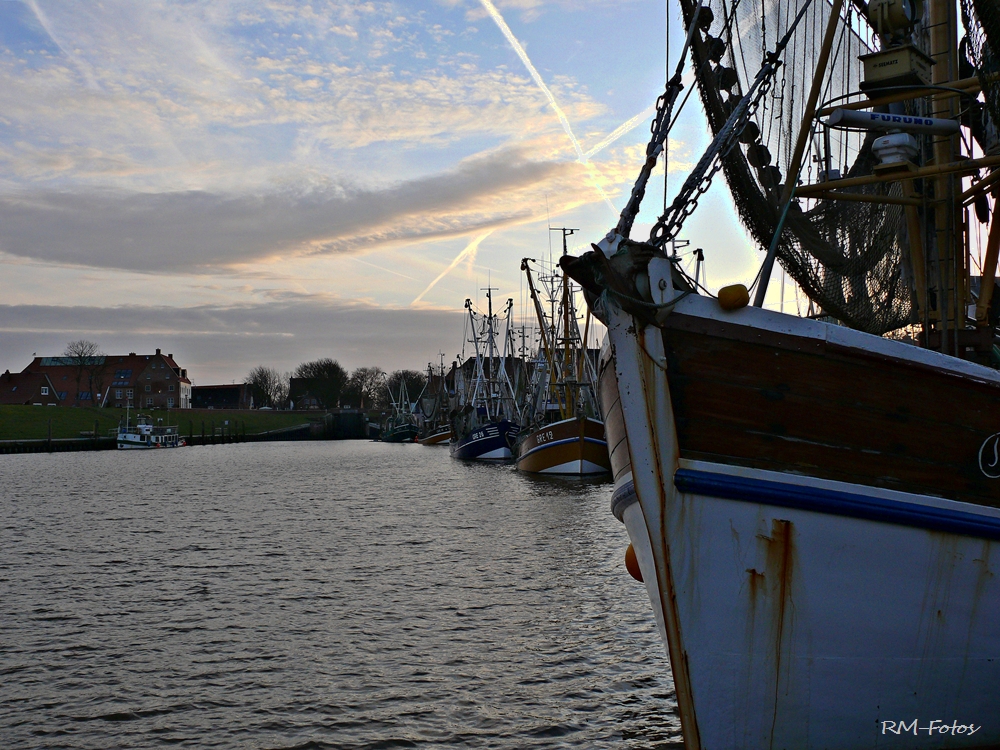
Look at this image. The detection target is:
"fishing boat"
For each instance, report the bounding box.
[418,357,452,445]
[380,376,419,443]
[418,426,451,445]
[563,0,1000,745]
[449,287,521,460]
[117,410,183,449]
[515,232,610,475]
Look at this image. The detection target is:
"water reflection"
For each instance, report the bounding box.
[1,441,680,748]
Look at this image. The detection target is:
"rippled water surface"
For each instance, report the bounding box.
[1,441,679,748]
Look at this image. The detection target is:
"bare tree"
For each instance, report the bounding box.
[64,340,106,406]
[382,369,427,411]
[292,358,348,408]
[245,366,289,409]
[343,366,385,409]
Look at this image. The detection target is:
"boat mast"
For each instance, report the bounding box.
[551,228,577,416]
[483,284,498,418]
[522,258,566,419]
[465,298,488,415]
[929,0,962,355]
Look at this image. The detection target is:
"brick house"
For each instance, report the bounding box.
[0,370,60,406]
[22,349,192,409]
[191,383,253,409]
[288,378,322,409]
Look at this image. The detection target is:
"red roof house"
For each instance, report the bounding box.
[22,348,192,408]
[0,370,60,406]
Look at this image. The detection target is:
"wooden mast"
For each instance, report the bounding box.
[928,0,962,353]
[975,211,1000,324]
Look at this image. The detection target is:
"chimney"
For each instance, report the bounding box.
[129,352,136,356]
[168,353,173,359]
[156,348,161,355]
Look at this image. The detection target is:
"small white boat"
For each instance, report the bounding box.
[117,412,184,450]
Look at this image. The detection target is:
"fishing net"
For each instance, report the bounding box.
[962,0,1000,134]
[678,0,917,333]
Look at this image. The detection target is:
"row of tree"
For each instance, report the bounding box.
[245,359,427,411]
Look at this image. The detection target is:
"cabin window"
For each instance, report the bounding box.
[40,387,48,395]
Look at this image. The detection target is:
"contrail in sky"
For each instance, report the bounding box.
[585,105,657,158]
[25,0,100,90]
[478,0,616,216]
[349,255,420,282]
[412,230,494,306]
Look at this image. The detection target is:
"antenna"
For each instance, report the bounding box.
[548,227,579,257]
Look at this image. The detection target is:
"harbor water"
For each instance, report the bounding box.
[1,441,680,748]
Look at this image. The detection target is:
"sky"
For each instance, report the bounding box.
[0,0,779,385]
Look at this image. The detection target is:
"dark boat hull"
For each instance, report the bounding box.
[450,420,518,460]
[381,424,418,443]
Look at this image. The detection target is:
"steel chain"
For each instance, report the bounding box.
[649,56,780,247]
[615,75,684,239]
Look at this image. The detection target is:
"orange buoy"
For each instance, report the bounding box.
[717,283,750,311]
[625,543,643,582]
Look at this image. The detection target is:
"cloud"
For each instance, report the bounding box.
[0,147,576,272]
[0,295,467,382]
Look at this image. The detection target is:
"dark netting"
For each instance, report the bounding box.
[679,0,915,333]
[963,0,1000,129]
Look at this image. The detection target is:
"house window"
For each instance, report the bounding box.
[146,397,153,406]
[79,392,92,400]
[145,385,151,392]
[40,386,49,395]
[126,389,133,398]
[115,389,122,399]
[168,384,175,392]
[167,397,175,408]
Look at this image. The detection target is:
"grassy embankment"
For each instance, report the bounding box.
[0,405,313,441]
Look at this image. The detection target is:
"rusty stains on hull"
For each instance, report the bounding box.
[741,518,797,747]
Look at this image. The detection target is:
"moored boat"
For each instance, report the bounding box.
[417,357,453,445]
[516,416,608,474]
[450,415,518,459]
[449,287,521,460]
[514,245,610,475]
[380,374,419,443]
[563,0,1000,744]
[418,426,451,445]
[117,412,183,449]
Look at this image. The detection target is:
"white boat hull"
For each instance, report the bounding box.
[600,294,1000,748]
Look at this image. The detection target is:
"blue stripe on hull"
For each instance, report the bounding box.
[674,468,1000,542]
